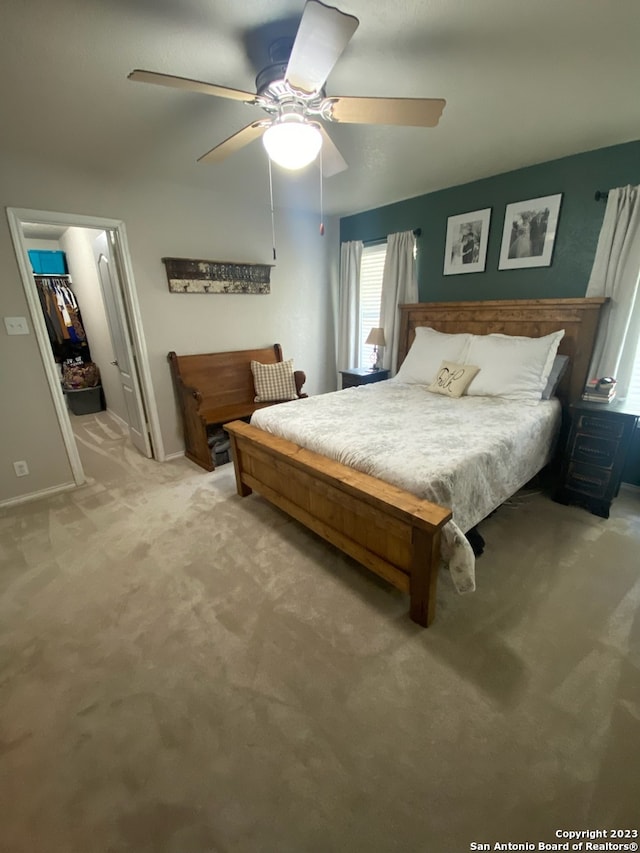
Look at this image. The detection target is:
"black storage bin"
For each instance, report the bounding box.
[66,386,104,415]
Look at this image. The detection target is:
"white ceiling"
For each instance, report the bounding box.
[2,0,640,216]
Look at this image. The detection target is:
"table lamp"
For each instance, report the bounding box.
[365,327,386,371]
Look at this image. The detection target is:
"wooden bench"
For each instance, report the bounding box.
[168,344,307,471]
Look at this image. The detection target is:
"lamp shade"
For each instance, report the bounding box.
[262,117,322,171]
[365,327,386,347]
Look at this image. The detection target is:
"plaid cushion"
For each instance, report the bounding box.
[251,359,298,402]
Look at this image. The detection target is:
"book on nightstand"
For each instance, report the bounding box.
[582,378,617,403]
[582,392,616,403]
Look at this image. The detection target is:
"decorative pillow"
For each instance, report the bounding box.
[465,329,565,401]
[541,354,570,399]
[428,361,480,398]
[251,359,298,403]
[394,326,472,385]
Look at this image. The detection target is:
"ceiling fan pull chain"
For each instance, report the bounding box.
[319,147,325,236]
[268,157,277,261]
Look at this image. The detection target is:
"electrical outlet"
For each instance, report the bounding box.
[13,460,29,477]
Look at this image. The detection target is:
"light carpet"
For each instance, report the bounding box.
[0,412,638,853]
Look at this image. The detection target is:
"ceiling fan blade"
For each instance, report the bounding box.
[317,125,347,176]
[328,96,446,128]
[197,121,268,164]
[285,1,359,95]
[128,70,257,103]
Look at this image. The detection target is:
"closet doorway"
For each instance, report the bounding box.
[7,208,163,486]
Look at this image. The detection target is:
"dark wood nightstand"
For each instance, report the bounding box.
[340,368,390,389]
[554,400,640,518]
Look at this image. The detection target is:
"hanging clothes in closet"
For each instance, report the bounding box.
[34,275,93,364]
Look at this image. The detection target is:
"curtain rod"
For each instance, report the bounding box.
[594,190,609,201]
[365,227,422,244]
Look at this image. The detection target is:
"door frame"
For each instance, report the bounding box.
[6,207,164,484]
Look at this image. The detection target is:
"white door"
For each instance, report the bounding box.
[93,231,152,457]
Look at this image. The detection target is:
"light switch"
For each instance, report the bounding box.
[4,316,30,335]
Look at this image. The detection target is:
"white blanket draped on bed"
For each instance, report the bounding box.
[250,381,562,594]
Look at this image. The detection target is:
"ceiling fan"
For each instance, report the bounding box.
[128,0,446,176]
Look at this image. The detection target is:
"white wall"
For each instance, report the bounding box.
[0,148,338,503]
[23,238,62,252]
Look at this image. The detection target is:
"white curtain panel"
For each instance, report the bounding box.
[380,230,418,374]
[586,184,640,397]
[337,240,363,374]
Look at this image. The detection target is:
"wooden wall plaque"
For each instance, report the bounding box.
[162,257,272,294]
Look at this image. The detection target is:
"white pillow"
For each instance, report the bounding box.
[465,330,565,401]
[394,326,471,385]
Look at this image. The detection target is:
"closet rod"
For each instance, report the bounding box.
[33,273,71,279]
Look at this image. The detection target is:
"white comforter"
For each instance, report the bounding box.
[251,381,561,594]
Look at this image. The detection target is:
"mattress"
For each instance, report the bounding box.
[251,381,562,594]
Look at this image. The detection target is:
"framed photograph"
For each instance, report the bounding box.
[443,208,492,275]
[498,194,562,270]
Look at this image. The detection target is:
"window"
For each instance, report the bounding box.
[626,345,640,409]
[358,242,386,368]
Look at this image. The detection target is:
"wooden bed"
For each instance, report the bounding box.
[225,298,605,627]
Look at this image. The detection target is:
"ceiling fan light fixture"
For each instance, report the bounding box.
[262,116,322,170]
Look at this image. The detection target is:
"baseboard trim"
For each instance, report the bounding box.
[106,408,128,430]
[0,481,77,509]
[620,482,640,494]
[165,450,186,461]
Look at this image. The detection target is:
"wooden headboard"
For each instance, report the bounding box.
[398,298,607,404]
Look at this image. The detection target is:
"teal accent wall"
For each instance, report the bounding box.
[340,139,640,486]
[340,140,640,303]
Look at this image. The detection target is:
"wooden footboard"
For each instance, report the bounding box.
[225,419,452,627]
